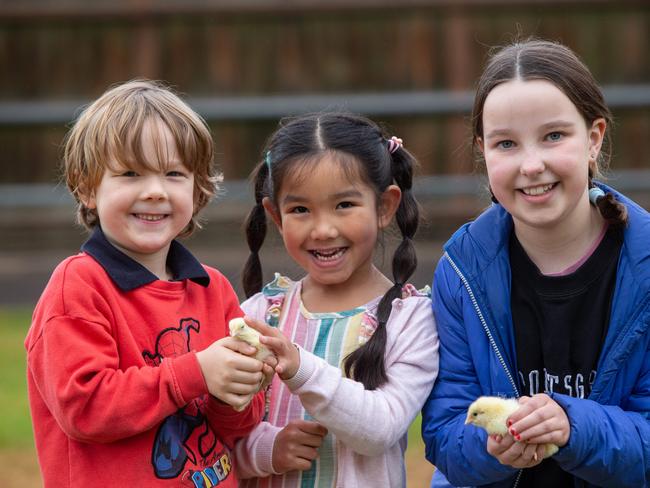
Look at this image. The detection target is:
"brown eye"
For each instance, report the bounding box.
[290,206,309,214]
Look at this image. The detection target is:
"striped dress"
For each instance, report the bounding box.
[234,274,438,488]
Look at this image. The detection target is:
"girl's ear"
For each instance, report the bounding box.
[262,197,282,230]
[378,184,402,229]
[476,137,485,155]
[588,118,607,156]
[587,118,606,174]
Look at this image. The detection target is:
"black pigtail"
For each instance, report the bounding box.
[344,144,420,390]
[390,148,419,286]
[242,162,270,298]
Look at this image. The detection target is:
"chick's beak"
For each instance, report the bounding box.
[465,412,472,425]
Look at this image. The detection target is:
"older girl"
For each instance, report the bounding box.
[422,39,650,488]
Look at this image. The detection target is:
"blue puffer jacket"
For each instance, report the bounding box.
[422,184,650,488]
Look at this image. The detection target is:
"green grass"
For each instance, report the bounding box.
[0,307,34,448]
[408,411,424,449]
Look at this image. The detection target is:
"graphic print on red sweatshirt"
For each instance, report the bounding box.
[143,318,233,486]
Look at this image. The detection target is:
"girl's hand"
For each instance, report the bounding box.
[508,394,570,447]
[196,337,264,409]
[272,420,328,473]
[487,433,546,468]
[244,316,300,380]
[260,356,277,389]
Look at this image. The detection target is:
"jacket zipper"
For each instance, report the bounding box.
[444,252,523,488]
[444,252,520,395]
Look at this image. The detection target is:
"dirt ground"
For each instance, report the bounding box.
[406,447,436,486]
[2,447,433,487]
[0,449,40,487]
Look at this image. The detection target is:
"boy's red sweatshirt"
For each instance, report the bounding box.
[25,230,263,487]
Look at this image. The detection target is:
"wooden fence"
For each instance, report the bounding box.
[1,0,649,303]
[1,0,649,184]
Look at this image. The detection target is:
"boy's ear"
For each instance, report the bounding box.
[79,188,96,210]
[378,184,402,229]
[262,197,282,231]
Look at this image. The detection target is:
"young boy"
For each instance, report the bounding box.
[25,80,271,487]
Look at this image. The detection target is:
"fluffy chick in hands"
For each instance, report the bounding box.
[466,396,559,460]
[227,317,277,411]
[229,317,274,362]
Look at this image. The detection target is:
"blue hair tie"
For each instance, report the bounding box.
[589,186,605,205]
[265,151,272,173]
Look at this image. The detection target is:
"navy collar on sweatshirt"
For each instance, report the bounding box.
[81,226,210,292]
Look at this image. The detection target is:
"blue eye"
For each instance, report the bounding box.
[497,140,514,149]
[547,132,563,141]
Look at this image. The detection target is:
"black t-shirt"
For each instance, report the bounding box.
[510,226,622,487]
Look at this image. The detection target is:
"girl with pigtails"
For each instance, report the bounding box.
[232,112,439,487]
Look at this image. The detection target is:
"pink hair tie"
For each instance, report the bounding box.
[387,136,403,154]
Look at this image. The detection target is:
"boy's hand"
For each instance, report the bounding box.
[508,394,570,448]
[196,337,264,410]
[244,316,300,380]
[272,420,328,473]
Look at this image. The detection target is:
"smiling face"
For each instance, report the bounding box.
[85,118,195,276]
[265,154,396,294]
[479,79,605,237]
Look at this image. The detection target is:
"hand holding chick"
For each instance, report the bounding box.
[196,336,267,411]
[236,316,301,380]
[229,317,274,361]
[466,396,559,460]
[227,317,277,411]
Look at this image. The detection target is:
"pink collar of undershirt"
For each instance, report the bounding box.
[547,224,609,277]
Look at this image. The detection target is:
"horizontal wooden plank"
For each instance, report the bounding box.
[1,85,649,126]
[2,170,649,210]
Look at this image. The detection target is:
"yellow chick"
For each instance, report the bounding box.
[227,317,275,412]
[465,396,558,459]
[228,317,274,362]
